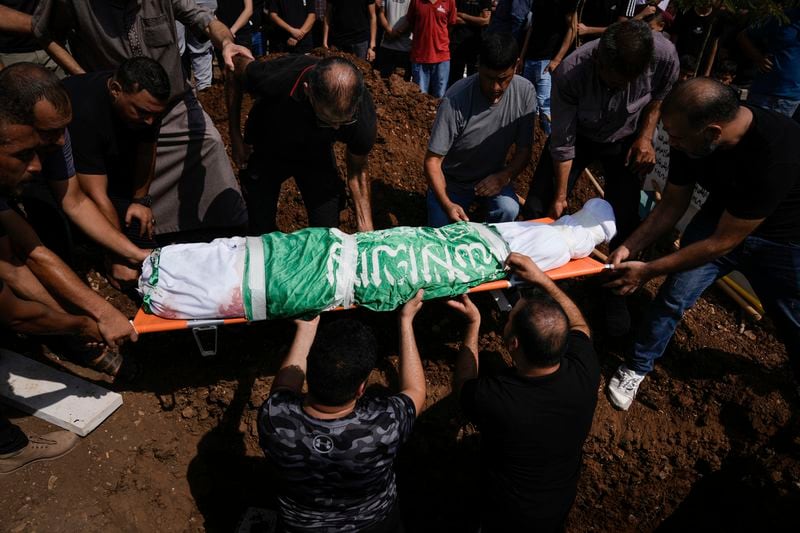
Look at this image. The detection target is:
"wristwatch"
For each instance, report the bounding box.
[132,194,153,208]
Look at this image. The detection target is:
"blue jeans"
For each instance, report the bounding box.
[412,61,450,98]
[629,215,800,381]
[426,185,519,228]
[523,59,552,135]
[747,92,800,118]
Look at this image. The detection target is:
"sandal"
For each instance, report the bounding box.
[85,343,123,377]
[46,336,124,378]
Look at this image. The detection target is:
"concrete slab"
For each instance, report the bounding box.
[0,349,123,436]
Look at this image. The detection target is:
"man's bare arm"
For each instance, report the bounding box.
[206,19,254,70]
[626,99,662,174]
[345,150,374,232]
[75,173,119,228]
[229,0,254,35]
[398,291,426,414]
[0,4,33,33]
[0,211,137,346]
[0,280,99,339]
[424,150,468,222]
[447,295,481,397]
[608,182,694,265]
[506,253,591,338]
[51,177,148,264]
[225,55,255,168]
[0,235,63,309]
[271,317,319,394]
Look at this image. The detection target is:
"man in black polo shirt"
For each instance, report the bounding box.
[451,252,600,532]
[61,57,169,279]
[606,78,800,410]
[228,54,377,232]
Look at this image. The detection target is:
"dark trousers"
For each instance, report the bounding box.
[522,135,643,249]
[448,40,480,88]
[0,412,27,455]
[241,149,345,234]
[376,47,411,80]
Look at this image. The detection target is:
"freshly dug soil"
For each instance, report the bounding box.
[1,52,798,533]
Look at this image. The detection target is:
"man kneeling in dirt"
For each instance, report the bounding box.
[450,253,600,532]
[425,32,536,227]
[258,291,426,531]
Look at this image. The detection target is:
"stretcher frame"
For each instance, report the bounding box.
[131,219,608,355]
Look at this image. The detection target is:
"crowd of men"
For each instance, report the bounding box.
[0,0,799,531]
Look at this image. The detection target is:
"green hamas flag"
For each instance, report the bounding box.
[243,222,510,320]
[353,222,509,311]
[243,228,348,321]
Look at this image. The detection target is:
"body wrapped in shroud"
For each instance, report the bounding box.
[139,199,616,320]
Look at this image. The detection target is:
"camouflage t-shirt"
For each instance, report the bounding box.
[258,390,417,531]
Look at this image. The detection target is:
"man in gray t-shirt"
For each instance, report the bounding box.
[425,32,536,227]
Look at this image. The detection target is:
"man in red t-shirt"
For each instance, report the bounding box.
[397,0,458,97]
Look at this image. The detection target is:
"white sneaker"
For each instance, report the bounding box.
[607,365,646,411]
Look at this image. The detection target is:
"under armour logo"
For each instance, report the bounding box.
[312,435,334,454]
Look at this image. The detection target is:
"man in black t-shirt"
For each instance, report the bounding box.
[323,0,377,61]
[62,58,169,271]
[606,78,800,410]
[447,0,491,88]
[451,253,600,533]
[228,54,377,232]
[0,62,150,284]
[269,0,316,53]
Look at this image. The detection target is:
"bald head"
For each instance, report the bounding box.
[509,290,569,368]
[307,57,365,123]
[662,77,740,131]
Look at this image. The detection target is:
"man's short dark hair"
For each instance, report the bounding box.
[598,19,655,78]
[511,289,569,367]
[0,93,31,145]
[114,57,171,102]
[479,32,519,71]
[307,57,365,120]
[306,319,377,406]
[662,77,740,130]
[0,62,71,122]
